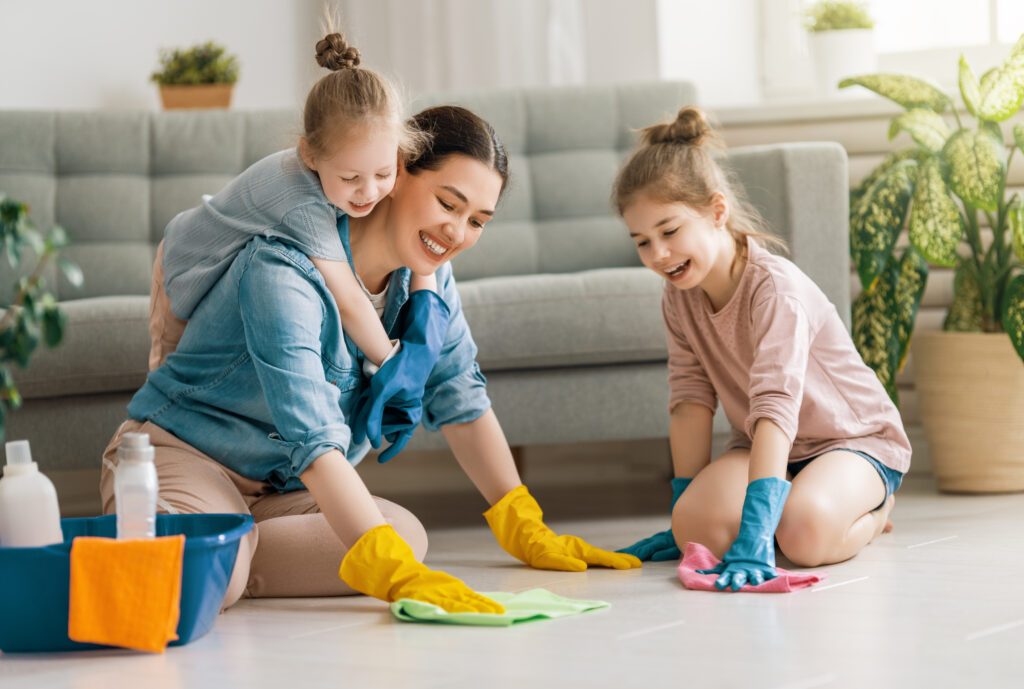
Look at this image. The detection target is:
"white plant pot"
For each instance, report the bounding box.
[810,28,876,99]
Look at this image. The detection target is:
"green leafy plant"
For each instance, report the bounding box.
[150,41,240,86]
[841,34,1024,405]
[0,196,82,440]
[804,1,874,32]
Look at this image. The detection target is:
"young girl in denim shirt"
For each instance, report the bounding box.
[615,107,910,588]
[150,30,433,387]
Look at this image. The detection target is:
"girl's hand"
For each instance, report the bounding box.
[697,476,791,590]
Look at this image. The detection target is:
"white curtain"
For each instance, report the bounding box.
[334,0,588,93]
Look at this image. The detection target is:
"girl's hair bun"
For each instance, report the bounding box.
[315,32,361,71]
[639,106,713,147]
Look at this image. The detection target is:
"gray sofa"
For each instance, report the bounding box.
[0,82,849,500]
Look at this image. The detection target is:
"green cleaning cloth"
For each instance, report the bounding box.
[389,588,610,626]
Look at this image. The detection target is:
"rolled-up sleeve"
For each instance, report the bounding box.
[664,290,717,413]
[238,246,351,475]
[744,295,810,444]
[421,266,491,431]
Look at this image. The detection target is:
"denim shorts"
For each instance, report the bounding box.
[788,449,904,511]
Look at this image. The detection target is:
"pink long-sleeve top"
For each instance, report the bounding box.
[663,239,911,473]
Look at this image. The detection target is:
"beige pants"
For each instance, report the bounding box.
[101,420,428,610]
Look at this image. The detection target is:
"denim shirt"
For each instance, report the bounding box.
[128,218,491,492]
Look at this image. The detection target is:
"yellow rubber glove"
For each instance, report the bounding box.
[483,485,643,571]
[338,524,505,614]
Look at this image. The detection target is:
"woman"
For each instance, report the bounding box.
[101,106,640,614]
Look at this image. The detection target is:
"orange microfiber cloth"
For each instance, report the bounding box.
[68,535,185,653]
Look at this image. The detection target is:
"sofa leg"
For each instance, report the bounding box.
[511,445,526,479]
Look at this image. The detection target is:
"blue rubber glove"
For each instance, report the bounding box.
[350,290,451,463]
[698,476,792,591]
[617,477,691,561]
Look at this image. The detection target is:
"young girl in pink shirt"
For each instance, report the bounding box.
[615,107,911,589]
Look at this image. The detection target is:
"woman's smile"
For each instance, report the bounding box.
[418,231,450,258]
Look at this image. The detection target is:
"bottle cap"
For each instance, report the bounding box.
[118,433,155,462]
[5,440,33,465]
[3,440,37,476]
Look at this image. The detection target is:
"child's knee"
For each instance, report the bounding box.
[776,495,838,567]
[672,496,738,559]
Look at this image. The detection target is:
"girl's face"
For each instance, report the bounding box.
[622,193,731,292]
[387,154,503,277]
[301,127,400,218]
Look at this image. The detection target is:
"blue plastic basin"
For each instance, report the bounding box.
[0,512,254,653]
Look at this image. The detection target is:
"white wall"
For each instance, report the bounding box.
[657,0,761,106]
[0,0,760,110]
[0,0,320,110]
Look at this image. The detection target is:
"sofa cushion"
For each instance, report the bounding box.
[11,296,150,399]
[459,267,667,371]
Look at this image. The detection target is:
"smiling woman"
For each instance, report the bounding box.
[101,103,640,616]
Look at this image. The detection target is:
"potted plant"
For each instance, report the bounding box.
[804,1,876,98]
[842,34,1024,493]
[0,196,82,440]
[150,41,240,110]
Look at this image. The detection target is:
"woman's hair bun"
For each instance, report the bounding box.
[639,106,712,147]
[315,32,361,71]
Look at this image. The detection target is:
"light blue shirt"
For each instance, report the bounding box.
[161,148,348,320]
[128,219,491,492]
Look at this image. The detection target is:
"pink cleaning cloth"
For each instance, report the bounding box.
[677,542,826,593]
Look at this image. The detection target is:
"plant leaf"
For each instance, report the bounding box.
[1010,200,1024,263]
[58,256,84,289]
[839,74,952,112]
[1015,124,1024,153]
[1003,274,1024,366]
[850,148,924,210]
[850,159,918,289]
[852,259,901,406]
[41,305,66,348]
[944,260,985,331]
[895,247,929,370]
[888,108,952,154]
[941,128,1005,211]
[908,157,962,267]
[976,34,1024,122]
[959,55,982,118]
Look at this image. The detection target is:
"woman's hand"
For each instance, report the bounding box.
[484,485,642,571]
[339,524,504,613]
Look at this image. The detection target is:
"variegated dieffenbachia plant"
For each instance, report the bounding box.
[840,33,1024,405]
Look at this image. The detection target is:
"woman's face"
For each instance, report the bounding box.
[387,155,504,276]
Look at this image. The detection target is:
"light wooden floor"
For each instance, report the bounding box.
[3,475,1022,689]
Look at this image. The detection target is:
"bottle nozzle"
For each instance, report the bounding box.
[118,433,155,462]
[5,440,33,466]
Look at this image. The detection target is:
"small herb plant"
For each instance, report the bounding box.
[150,41,240,86]
[804,1,874,32]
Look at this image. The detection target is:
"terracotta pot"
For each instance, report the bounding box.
[912,331,1024,493]
[158,84,233,110]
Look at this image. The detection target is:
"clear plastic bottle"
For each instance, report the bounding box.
[114,432,158,540]
[0,440,63,547]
